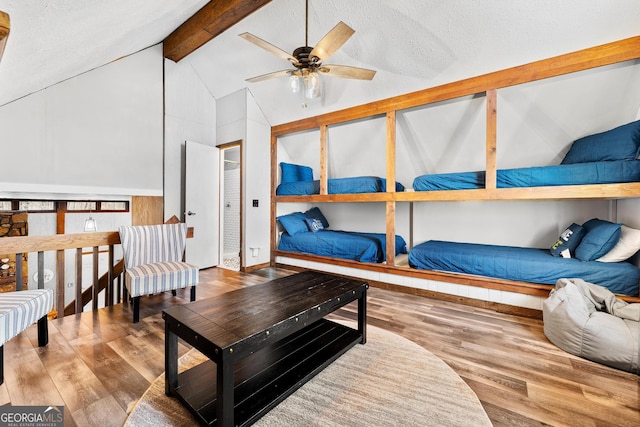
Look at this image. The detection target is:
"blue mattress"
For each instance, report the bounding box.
[408,240,640,296]
[412,160,640,191]
[278,230,407,263]
[277,176,405,195]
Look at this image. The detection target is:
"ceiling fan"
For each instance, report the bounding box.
[239,0,375,99]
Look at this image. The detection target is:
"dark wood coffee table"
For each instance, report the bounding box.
[163,271,368,427]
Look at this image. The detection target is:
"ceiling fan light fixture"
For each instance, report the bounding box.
[289,74,301,93]
[304,70,321,99]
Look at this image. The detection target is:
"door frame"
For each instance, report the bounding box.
[218,140,243,270]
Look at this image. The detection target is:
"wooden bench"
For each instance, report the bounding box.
[0,289,52,384]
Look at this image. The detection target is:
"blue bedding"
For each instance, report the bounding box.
[412,160,640,191]
[277,176,405,196]
[278,230,407,263]
[408,240,640,296]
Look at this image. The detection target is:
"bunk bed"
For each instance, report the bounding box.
[408,218,640,296]
[277,207,407,263]
[276,162,405,195]
[413,120,640,191]
[408,241,640,296]
[270,35,640,306]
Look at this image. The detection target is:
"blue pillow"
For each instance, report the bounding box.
[277,212,308,236]
[304,218,324,232]
[561,120,640,164]
[575,218,622,261]
[550,223,585,258]
[304,207,329,228]
[280,162,314,183]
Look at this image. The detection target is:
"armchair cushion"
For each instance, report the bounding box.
[0,288,52,384]
[125,261,198,298]
[0,289,52,346]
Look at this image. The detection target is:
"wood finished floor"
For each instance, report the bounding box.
[2,267,638,427]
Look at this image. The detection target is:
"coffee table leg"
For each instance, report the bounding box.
[165,325,178,396]
[358,287,367,344]
[217,358,234,427]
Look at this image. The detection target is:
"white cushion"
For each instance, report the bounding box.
[125,261,198,298]
[597,225,640,262]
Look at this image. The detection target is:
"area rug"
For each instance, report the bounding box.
[125,322,492,427]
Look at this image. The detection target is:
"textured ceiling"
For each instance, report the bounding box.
[0,0,208,106]
[1,0,640,125]
[189,0,640,125]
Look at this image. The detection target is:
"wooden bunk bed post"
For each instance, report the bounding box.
[485,89,498,189]
[386,111,397,193]
[386,201,396,265]
[320,125,328,195]
[386,111,397,265]
[270,132,278,266]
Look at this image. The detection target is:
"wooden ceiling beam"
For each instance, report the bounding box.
[0,11,10,62]
[164,0,272,62]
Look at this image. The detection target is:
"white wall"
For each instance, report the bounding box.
[216,89,271,267]
[411,200,612,248]
[164,57,217,220]
[245,90,272,266]
[216,89,247,144]
[0,46,164,198]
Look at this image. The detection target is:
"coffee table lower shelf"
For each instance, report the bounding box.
[171,319,362,426]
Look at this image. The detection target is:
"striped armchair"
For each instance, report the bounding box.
[0,289,52,384]
[118,223,198,323]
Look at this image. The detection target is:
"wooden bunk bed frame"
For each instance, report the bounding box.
[270,35,640,306]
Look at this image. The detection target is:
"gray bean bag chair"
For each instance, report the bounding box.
[543,278,639,374]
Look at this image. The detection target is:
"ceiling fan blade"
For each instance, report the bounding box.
[245,69,293,83]
[239,32,298,65]
[0,11,9,62]
[319,65,376,80]
[309,21,354,62]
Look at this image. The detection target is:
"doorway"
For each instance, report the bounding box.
[219,142,242,271]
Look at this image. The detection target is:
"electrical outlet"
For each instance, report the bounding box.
[253,199,259,207]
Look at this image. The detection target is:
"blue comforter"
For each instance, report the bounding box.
[413,160,640,191]
[408,240,639,296]
[278,230,407,263]
[277,176,405,195]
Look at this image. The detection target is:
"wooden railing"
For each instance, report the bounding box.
[0,231,124,318]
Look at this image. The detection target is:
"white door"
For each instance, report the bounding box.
[185,141,219,269]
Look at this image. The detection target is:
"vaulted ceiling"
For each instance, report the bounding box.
[1,1,639,125]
